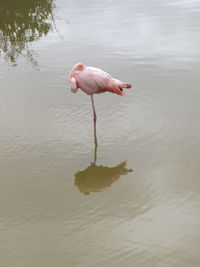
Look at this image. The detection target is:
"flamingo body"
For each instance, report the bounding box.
[68,63,132,145]
[69,63,132,96]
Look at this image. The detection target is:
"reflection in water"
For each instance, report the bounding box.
[0,0,55,66]
[75,161,133,195]
[75,125,133,195]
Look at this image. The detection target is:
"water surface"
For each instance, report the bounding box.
[0,0,200,266]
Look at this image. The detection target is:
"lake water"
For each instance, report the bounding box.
[0,0,200,266]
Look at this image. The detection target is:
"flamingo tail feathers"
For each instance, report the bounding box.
[108,79,132,96]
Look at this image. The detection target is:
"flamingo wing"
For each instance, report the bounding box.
[76,67,111,94]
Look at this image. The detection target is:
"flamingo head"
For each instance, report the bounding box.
[73,63,85,71]
[69,63,85,80]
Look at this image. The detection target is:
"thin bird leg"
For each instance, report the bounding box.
[91,94,97,122]
[90,95,98,163]
[93,137,98,165]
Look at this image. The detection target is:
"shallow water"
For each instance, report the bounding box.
[0,0,200,266]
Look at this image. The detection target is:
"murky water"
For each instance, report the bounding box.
[0,0,200,266]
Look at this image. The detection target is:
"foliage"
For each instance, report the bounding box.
[0,0,55,66]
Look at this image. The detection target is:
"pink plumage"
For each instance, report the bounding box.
[69,63,132,96]
[68,63,132,144]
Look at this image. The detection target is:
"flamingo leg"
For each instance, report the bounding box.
[91,94,97,122]
[90,95,98,163]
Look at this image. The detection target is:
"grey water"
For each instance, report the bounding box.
[0,0,200,266]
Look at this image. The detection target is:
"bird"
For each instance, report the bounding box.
[68,63,132,146]
[69,63,132,120]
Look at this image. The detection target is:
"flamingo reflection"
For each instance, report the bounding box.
[74,127,133,195]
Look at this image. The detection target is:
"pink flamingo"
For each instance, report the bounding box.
[69,63,132,153]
